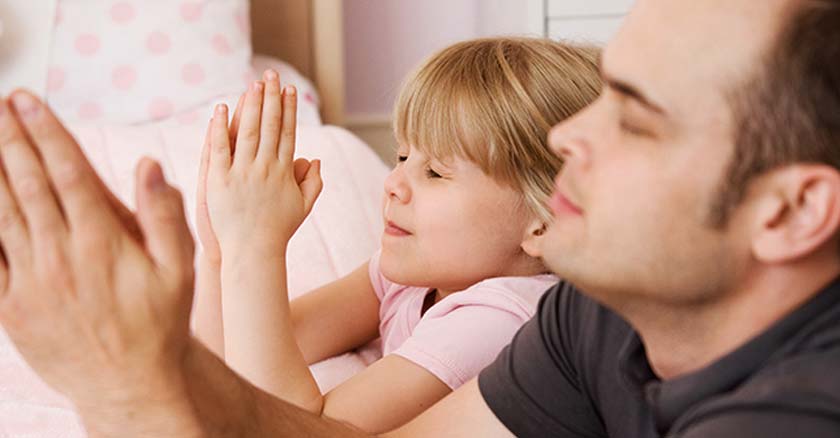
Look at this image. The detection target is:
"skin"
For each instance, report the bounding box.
[1,0,839,436]
[190,68,546,433]
[541,0,840,378]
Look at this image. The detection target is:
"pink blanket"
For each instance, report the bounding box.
[0,120,389,436]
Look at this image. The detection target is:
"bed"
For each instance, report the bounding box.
[0,1,388,436]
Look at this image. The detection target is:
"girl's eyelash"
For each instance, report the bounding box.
[397,155,408,162]
[425,168,442,178]
[619,119,649,137]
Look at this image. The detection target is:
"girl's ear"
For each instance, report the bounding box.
[521,220,547,258]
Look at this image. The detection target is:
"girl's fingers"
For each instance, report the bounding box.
[278,85,298,163]
[299,159,322,215]
[228,92,245,152]
[256,69,283,164]
[232,81,264,169]
[293,158,311,184]
[209,104,232,175]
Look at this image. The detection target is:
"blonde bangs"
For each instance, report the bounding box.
[393,47,493,169]
[393,37,602,221]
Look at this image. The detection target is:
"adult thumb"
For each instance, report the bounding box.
[134,158,195,282]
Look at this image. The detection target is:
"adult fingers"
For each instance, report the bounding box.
[134,158,195,286]
[256,69,282,164]
[0,152,29,271]
[0,94,67,237]
[8,91,120,233]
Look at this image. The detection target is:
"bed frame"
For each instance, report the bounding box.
[250,0,344,125]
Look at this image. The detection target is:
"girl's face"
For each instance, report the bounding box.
[380,145,537,293]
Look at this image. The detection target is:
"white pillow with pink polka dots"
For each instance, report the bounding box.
[45,0,252,124]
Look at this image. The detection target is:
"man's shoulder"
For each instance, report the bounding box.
[674,345,840,436]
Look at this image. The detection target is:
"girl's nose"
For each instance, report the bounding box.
[549,112,592,171]
[383,165,411,203]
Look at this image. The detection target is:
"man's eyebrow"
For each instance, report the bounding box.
[598,56,667,116]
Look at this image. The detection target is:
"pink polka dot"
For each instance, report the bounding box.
[180,1,203,22]
[303,92,316,104]
[78,102,103,120]
[211,34,232,55]
[75,34,101,56]
[47,67,65,93]
[146,32,171,55]
[181,63,205,85]
[148,98,174,120]
[111,65,137,90]
[110,2,135,23]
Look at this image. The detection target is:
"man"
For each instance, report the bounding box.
[1,0,839,436]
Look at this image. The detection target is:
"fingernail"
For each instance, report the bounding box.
[147,162,167,192]
[215,103,227,116]
[252,81,264,92]
[11,92,39,119]
[264,69,278,81]
[285,85,296,96]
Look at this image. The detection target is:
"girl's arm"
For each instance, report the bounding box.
[191,95,245,358]
[291,261,381,364]
[323,356,453,433]
[191,254,224,357]
[206,69,378,414]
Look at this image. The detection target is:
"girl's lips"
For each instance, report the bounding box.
[549,190,584,216]
[384,221,412,236]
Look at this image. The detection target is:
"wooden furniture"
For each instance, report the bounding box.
[250,0,345,125]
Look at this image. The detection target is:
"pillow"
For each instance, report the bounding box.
[0,0,56,96]
[45,0,252,124]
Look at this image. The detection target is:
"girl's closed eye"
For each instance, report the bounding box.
[397,154,408,163]
[425,166,443,179]
[619,119,651,137]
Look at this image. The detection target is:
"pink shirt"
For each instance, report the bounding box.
[369,250,558,389]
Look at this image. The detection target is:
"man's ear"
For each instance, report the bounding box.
[752,165,840,263]
[521,219,547,258]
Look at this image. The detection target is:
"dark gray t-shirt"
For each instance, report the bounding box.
[478,280,840,437]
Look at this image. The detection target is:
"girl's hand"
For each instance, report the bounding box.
[196,91,247,265]
[204,70,323,259]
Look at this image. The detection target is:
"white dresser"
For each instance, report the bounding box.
[529,0,634,44]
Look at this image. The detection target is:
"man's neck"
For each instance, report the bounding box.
[628,259,840,380]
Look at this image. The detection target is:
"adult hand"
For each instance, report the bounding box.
[0,91,202,435]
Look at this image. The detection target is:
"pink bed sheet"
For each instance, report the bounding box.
[0,118,389,436]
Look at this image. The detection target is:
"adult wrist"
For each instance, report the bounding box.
[73,349,205,437]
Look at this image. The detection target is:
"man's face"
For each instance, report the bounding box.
[541,0,791,308]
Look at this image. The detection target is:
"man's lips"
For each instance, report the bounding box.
[549,190,583,216]
[384,221,412,236]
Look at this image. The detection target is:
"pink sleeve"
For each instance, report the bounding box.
[390,292,531,390]
[368,249,390,301]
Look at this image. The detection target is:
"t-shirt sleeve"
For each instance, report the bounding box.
[390,291,533,390]
[477,282,607,438]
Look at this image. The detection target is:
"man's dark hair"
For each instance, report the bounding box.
[711,0,840,227]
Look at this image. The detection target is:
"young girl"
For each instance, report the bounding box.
[193,37,601,433]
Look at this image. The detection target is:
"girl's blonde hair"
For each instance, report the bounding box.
[394,37,602,222]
